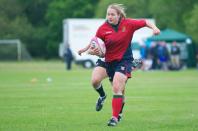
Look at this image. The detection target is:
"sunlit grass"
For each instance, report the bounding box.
[0,61,197,131]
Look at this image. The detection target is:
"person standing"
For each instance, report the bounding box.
[170,41,181,69]
[64,44,74,70]
[149,42,159,70]
[157,41,170,71]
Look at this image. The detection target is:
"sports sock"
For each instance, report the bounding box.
[119,102,125,114]
[119,96,125,114]
[95,84,105,97]
[112,95,123,119]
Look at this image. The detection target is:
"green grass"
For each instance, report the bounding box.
[0,61,198,131]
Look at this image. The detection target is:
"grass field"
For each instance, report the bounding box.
[0,61,198,131]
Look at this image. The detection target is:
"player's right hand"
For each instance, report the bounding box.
[78,50,84,56]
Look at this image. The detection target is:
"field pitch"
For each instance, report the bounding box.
[0,61,198,131]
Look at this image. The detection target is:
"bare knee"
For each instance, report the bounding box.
[112,84,122,95]
[91,77,101,88]
[112,73,127,95]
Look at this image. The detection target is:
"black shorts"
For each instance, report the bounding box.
[106,59,132,82]
[96,59,107,68]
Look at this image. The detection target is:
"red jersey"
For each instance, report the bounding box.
[96,18,146,62]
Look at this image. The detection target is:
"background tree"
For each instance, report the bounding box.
[0,0,33,53]
[149,0,198,31]
[45,0,99,58]
[184,4,198,43]
[21,0,52,58]
[0,0,198,59]
[95,0,151,18]
[0,0,50,58]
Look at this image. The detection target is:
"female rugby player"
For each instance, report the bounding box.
[79,3,160,126]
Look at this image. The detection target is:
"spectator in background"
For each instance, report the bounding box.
[140,44,150,70]
[149,42,159,70]
[170,41,181,69]
[157,41,169,71]
[64,44,74,70]
[140,44,148,60]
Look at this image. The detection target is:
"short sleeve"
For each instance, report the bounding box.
[129,19,146,30]
[95,27,104,40]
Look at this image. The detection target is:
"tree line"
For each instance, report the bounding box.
[0,0,197,58]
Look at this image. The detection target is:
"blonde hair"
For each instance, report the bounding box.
[107,3,126,18]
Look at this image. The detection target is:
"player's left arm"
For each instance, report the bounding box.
[145,20,160,35]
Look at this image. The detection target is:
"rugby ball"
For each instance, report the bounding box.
[88,37,106,57]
